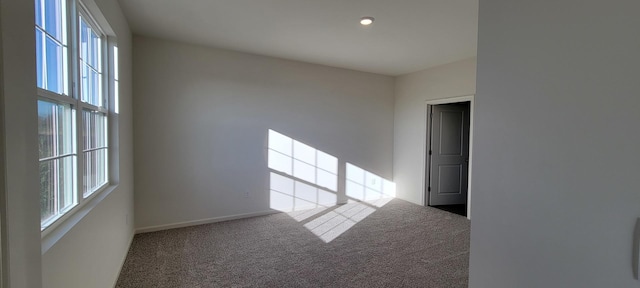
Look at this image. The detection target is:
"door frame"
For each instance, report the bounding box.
[423,95,474,219]
[0,3,6,283]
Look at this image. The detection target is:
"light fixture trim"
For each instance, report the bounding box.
[360,16,375,26]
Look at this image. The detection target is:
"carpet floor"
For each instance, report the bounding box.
[116,199,470,287]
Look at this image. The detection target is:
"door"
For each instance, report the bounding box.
[428,102,470,206]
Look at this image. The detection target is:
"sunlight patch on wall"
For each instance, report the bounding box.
[268,130,338,222]
[346,163,396,207]
[268,130,338,191]
[270,172,335,221]
[267,130,397,242]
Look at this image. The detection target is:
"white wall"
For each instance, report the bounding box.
[28,0,133,287]
[470,0,640,287]
[133,36,395,230]
[393,58,476,205]
[1,0,41,286]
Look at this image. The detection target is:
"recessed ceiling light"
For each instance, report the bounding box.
[360,17,374,26]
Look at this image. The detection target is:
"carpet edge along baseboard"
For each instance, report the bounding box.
[135,210,280,234]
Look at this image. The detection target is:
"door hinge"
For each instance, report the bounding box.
[428,150,432,155]
[427,186,431,192]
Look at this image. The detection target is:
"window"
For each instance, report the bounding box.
[78,13,108,197]
[113,46,119,114]
[36,0,112,230]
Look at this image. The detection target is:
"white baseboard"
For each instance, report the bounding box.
[111,229,135,287]
[134,210,279,234]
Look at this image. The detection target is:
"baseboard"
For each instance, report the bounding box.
[135,210,279,234]
[111,229,135,287]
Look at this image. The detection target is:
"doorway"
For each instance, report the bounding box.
[426,100,472,217]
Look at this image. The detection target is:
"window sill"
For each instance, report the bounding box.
[41,183,118,254]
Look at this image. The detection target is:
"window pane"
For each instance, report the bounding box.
[40,155,76,224]
[44,0,63,41]
[36,0,67,95]
[83,110,107,196]
[35,0,43,30]
[80,17,89,65]
[79,62,102,106]
[80,64,101,106]
[38,100,74,159]
[114,46,120,113]
[45,35,65,94]
[90,30,101,69]
[40,159,54,221]
[36,29,44,88]
[114,80,119,114]
[90,68,101,105]
[79,16,103,107]
[80,63,89,102]
[113,46,118,80]
[83,149,107,196]
[79,18,101,68]
[83,110,107,149]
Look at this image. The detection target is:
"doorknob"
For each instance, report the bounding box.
[464,159,469,163]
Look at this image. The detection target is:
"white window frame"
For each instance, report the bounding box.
[37,0,113,233]
[76,5,109,198]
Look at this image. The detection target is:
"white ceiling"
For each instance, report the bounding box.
[118,0,478,76]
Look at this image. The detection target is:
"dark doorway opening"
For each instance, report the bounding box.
[432,204,466,217]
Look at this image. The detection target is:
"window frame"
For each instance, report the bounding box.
[76,4,109,198]
[37,0,113,233]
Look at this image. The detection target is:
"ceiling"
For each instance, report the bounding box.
[118,0,478,76]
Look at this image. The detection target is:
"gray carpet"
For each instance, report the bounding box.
[116,199,470,287]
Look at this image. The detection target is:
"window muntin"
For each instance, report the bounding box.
[36,0,112,230]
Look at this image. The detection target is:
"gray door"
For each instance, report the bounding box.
[428,102,470,206]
